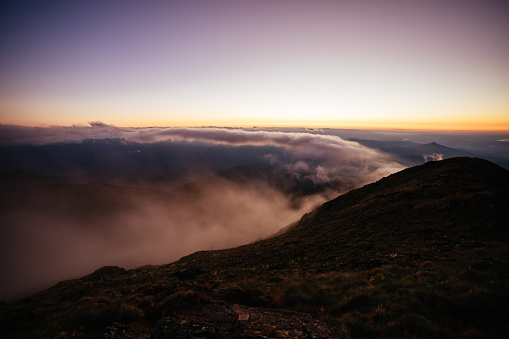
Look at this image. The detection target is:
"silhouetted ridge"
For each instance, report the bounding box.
[299,156,509,234]
[285,157,509,255]
[179,157,509,269]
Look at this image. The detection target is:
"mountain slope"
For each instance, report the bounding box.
[1,157,508,338]
[180,157,509,270]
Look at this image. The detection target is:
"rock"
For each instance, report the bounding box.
[150,317,223,339]
[151,301,338,338]
[103,322,143,338]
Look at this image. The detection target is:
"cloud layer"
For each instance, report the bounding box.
[0,123,404,190]
[0,178,321,301]
[0,123,405,300]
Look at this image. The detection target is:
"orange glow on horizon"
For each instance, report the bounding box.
[1,100,508,132]
[4,118,505,133]
[2,114,509,132]
[71,113,509,132]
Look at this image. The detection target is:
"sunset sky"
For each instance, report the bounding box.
[1,0,508,130]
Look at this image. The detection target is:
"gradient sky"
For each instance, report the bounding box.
[1,0,508,130]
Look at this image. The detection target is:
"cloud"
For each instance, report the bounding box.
[0,122,126,145]
[423,153,444,162]
[0,176,323,300]
[88,121,115,128]
[0,123,406,300]
[140,127,406,196]
[0,123,404,192]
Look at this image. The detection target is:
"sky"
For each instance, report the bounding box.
[1,0,508,130]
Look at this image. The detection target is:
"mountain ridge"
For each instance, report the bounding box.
[1,157,508,338]
[176,157,508,269]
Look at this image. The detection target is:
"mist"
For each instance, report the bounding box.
[0,179,324,301]
[0,123,405,300]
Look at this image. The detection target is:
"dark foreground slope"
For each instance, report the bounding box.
[1,158,509,338]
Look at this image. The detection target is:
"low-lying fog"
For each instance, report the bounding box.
[0,178,324,301]
[3,123,505,300]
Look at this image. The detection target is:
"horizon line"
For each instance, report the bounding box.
[2,121,509,133]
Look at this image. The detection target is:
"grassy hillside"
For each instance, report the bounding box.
[1,157,508,338]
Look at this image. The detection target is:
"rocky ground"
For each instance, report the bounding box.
[150,301,337,338]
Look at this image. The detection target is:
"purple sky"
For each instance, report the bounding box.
[1,0,508,129]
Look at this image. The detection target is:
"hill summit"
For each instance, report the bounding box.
[1,157,508,338]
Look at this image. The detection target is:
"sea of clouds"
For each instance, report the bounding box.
[0,122,405,300]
